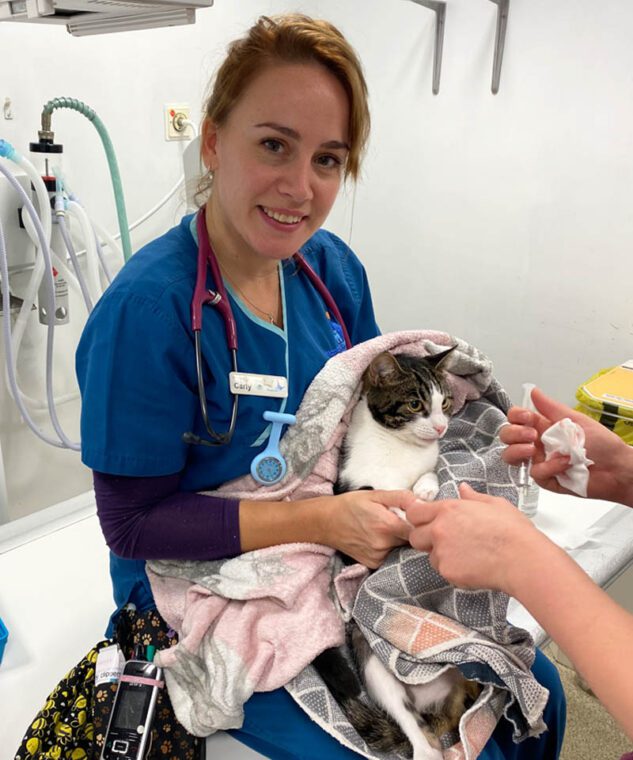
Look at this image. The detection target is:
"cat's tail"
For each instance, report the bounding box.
[312,646,412,755]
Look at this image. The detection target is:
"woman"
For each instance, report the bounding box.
[76,14,564,758]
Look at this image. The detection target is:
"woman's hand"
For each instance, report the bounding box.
[406,483,543,593]
[501,387,633,507]
[322,490,414,568]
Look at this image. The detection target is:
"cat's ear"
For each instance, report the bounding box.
[365,351,403,388]
[426,344,457,369]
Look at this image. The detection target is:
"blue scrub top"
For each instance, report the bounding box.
[76,214,380,625]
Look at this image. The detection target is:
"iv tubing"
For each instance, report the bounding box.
[0,169,79,450]
[41,97,132,262]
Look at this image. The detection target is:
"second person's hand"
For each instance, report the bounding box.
[500,387,633,506]
[322,490,414,568]
[406,483,541,593]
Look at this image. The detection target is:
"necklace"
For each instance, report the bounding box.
[221,267,280,325]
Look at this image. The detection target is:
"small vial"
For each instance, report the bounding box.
[518,478,540,518]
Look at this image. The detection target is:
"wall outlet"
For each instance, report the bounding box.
[164,103,193,141]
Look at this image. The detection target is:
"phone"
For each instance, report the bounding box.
[100,658,163,759]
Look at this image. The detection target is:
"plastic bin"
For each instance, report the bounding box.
[576,360,633,445]
[0,616,8,664]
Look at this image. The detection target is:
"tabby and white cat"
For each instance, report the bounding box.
[336,349,454,506]
[315,347,480,760]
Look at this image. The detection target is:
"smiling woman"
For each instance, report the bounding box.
[72,13,566,760]
[202,62,350,280]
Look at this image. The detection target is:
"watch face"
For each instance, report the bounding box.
[256,456,283,483]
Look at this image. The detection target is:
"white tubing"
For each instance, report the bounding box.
[67,200,102,301]
[56,213,94,312]
[92,228,113,286]
[10,154,51,364]
[10,252,44,362]
[12,214,84,409]
[0,434,10,524]
[89,216,123,270]
[0,172,77,449]
[126,175,184,234]
[22,211,85,305]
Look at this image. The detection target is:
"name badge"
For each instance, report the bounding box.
[229,371,288,398]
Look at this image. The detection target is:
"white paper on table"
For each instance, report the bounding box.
[532,491,614,551]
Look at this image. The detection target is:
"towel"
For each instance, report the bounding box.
[147,330,547,756]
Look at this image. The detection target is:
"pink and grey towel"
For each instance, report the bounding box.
[147,330,548,758]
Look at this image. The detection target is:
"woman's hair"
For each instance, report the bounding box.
[197,13,370,200]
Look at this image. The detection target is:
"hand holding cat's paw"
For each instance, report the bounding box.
[413,473,440,501]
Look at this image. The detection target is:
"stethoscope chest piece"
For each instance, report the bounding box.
[250,411,296,485]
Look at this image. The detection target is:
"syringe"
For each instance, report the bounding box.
[517,383,538,515]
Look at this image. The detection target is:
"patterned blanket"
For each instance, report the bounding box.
[147,330,548,758]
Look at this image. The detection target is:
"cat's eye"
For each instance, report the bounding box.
[442,399,452,412]
[408,399,422,412]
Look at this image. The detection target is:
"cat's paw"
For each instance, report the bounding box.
[412,747,443,760]
[413,473,439,501]
[389,506,408,523]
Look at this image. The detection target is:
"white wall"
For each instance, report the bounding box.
[1,0,632,521]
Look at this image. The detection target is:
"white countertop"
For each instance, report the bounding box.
[1,489,632,756]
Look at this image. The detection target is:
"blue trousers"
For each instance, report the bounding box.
[228,648,566,759]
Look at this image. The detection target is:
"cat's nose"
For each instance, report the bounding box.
[434,424,447,437]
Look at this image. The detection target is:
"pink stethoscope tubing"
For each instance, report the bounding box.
[183,209,351,447]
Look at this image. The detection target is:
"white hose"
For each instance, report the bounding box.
[0,165,79,449]
[116,121,196,236]
[22,210,87,309]
[89,216,123,271]
[56,211,94,312]
[10,153,52,368]
[12,204,86,410]
[67,200,102,302]
[0,434,10,524]
[126,174,184,234]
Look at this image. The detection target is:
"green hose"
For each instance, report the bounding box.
[42,97,133,262]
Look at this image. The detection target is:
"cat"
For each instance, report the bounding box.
[315,347,480,760]
[335,348,455,507]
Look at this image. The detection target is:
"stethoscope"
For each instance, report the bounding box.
[182,208,351,485]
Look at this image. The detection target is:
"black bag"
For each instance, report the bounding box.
[15,607,204,760]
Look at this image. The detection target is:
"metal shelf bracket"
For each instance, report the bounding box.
[489,0,509,94]
[408,0,447,95]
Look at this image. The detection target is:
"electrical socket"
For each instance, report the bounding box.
[164,103,193,141]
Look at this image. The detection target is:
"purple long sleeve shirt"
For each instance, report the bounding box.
[93,470,241,560]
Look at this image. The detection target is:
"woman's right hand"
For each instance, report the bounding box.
[321,490,415,568]
[501,387,633,506]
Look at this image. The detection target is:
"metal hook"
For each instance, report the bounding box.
[489,0,509,94]
[408,0,447,95]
